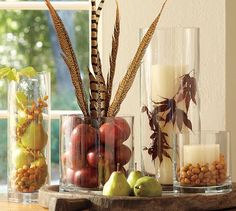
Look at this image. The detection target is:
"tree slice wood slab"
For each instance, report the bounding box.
[38,184,236,211]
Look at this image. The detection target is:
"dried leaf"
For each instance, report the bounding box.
[107,0,168,117]
[190,77,197,104]
[176,109,184,132]
[183,113,193,130]
[185,93,191,111]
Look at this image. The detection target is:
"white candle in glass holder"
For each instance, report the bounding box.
[183,144,220,166]
[151,65,183,102]
[151,64,186,184]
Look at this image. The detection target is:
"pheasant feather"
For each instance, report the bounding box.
[107,0,168,117]
[45,0,89,116]
[105,2,120,114]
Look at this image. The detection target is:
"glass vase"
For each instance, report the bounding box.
[8,72,50,203]
[173,131,232,193]
[140,27,200,190]
[60,115,134,192]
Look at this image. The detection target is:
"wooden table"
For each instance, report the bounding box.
[0,193,47,211]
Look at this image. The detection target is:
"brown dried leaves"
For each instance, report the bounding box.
[143,71,197,161]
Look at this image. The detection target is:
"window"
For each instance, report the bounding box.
[0,1,90,189]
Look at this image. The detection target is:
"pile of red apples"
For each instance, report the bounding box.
[61,116,132,188]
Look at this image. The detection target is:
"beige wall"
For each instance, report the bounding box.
[101,0,236,180]
[226,0,236,182]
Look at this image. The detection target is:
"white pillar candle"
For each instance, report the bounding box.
[151,65,186,184]
[151,65,186,102]
[183,144,220,166]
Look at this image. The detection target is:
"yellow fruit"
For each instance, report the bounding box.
[21,122,48,150]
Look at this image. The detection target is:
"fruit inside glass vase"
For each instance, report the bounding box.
[61,115,133,190]
[11,96,49,194]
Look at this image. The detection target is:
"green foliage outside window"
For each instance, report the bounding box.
[0,9,89,183]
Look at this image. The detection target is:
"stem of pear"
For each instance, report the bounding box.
[135,162,137,171]
[117,163,120,172]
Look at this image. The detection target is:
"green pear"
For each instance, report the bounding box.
[127,164,142,195]
[134,176,162,197]
[30,156,47,168]
[13,146,34,169]
[103,169,131,196]
[21,122,48,150]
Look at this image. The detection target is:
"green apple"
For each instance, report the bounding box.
[21,122,48,150]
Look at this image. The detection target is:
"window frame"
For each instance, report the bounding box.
[0,1,92,186]
[0,1,90,120]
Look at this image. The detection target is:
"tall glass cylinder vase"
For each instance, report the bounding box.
[140,28,200,189]
[8,72,50,203]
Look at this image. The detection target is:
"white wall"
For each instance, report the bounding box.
[101,0,236,180]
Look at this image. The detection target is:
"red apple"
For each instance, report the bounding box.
[99,118,131,148]
[115,145,132,166]
[71,123,97,148]
[62,116,81,135]
[70,124,97,170]
[87,146,114,168]
[114,117,131,141]
[99,121,124,147]
[65,168,75,184]
[74,167,98,188]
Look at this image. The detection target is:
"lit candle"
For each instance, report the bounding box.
[183,144,220,166]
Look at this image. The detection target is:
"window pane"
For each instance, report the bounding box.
[51,119,59,183]
[0,119,7,190]
[0,80,7,110]
[0,10,89,110]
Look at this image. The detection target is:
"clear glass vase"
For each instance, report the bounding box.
[8,72,50,203]
[60,115,134,192]
[173,131,232,193]
[140,28,200,190]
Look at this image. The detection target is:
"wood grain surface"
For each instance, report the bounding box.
[38,184,236,211]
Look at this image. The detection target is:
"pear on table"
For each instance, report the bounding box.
[103,164,130,196]
[134,176,162,197]
[127,163,142,195]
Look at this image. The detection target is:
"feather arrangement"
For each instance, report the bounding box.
[45,0,168,120]
[45,0,89,116]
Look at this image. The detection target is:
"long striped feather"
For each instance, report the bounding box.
[91,0,99,73]
[107,0,168,117]
[96,0,105,25]
[105,2,120,114]
[45,0,89,116]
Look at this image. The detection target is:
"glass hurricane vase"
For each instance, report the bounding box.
[140,27,201,189]
[60,115,134,192]
[173,131,232,193]
[8,72,50,203]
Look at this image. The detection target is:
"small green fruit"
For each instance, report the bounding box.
[103,170,130,196]
[21,122,48,150]
[134,176,162,197]
[127,170,142,195]
[13,146,34,169]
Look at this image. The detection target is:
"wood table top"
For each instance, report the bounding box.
[0,193,48,211]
